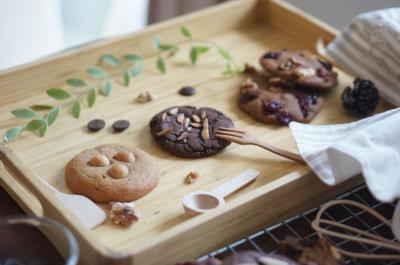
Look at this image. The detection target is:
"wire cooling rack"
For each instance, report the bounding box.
[201,184,399,265]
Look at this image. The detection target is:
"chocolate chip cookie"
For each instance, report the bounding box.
[239,78,323,125]
[65,143,159,203]
[149,106,234,158]
[260,50,338,90]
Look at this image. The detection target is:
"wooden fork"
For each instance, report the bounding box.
[216,127,305,163]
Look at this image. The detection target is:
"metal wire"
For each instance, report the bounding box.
[201,184,400,265]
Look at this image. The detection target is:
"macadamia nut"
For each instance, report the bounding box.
[108,164,129,179]
[114,151,135,163]
[89,155,110,167]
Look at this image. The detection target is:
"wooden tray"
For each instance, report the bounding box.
[0,0,392,264]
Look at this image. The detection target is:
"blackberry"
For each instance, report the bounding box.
[341,78,379,117]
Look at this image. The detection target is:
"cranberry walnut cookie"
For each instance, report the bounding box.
[65,143,160,203]
[260,50,338,90]
[149,106,234,158]
[239,78,323,125]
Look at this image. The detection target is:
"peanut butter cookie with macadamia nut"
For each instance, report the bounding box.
[65,143,159,203]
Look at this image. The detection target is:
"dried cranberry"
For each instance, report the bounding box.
[276,111,292,125]
[318,59,333,70]
[263,51,281,60]
[297,95,318,118]
[263,100,281,113]
[316,67,328,77]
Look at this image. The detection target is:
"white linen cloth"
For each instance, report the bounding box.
[289,7,400,241]
[289,108,400,241]
[325,8,400,107]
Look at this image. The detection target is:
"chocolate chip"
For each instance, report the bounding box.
[87,119,105,132]
[112,120,130,132]
[179,86,196,96]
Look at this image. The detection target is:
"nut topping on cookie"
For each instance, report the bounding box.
[177,113,185,124]
[108,164,129,179]
[109,201,140,226]
[114,151,135,163]
[89,155,110,167]
[191,114,201,123]
[168,107,178,115]
[157,127,172,137]
[201,118,210,140]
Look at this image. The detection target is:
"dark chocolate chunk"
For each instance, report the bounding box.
[179,86,197,96]
[87,119,105,132]
[112,120,130,132]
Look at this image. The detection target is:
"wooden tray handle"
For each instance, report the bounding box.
[0,143,62,218]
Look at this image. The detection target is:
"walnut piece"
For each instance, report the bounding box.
[240,78,260,96]
[109,202,140,227]
[185,171,200,184]
[136,91,155,103]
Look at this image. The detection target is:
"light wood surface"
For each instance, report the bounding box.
[0,0,392,264]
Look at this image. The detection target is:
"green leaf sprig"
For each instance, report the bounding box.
[3,26,241,142]
[153,26,244,76]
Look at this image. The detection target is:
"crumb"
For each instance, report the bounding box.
[136,91,155,103]
[185,171,200,184]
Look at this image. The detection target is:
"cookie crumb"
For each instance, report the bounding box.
[109,201,140,227]
[136,91,155,103]
[185,171,200,184]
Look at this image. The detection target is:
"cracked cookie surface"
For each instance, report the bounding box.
[149,106,234,158]
[65,143,159,203]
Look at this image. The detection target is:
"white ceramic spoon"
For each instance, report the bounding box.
[182,169,260,216]
[42,180,106,229]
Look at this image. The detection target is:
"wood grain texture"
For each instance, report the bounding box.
[0,0,393,264]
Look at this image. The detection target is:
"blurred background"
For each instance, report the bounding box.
[0,0,398,71]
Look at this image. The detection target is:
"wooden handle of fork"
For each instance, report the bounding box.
[253,139,305,163]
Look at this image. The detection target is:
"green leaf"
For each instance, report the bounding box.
[37,119,48,137]
[218,47,232,60]
[66,78,86,87]
[181,26,192,38]
[156,56,166,74]
[158,44,178,51]
[190,46,210,65]
[101,54,121,67]
[3,127,22,142]
[237,64,246,73]
[123,69,131,87]
[11,108,38,119]
[190,48,198,65]
[124,54,143,63]
[71,100,81,119]
[152,35,161,49]
[47,88,71,100]
[102,81,112,96]
[25,119,46,132]
[221,63,234,76]
[87,67,107,79]
[87,88,96,107]
[31,104,54,111]
[45,106,60,126]
[131,62,144,77]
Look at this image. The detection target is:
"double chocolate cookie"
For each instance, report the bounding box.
[260,50,337,90]
[65,144,159,203]
[150,106,234,158]
[239,78,323,125]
